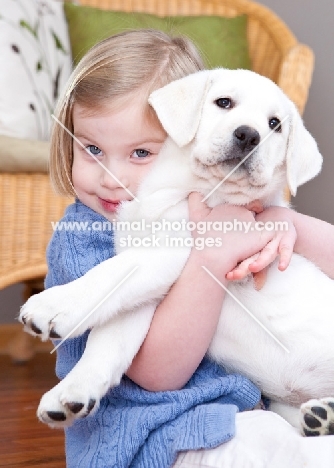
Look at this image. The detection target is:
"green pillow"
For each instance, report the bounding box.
[64,3,251,70]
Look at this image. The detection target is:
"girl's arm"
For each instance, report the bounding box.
[292,210,334,278]
[126,248,227,391]
[126,193,281,391]
[251,207,334,279]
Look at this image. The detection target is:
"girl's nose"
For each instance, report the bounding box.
[100,161,129,190]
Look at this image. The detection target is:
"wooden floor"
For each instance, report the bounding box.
[0,352,66,467]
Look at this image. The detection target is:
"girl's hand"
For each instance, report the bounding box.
[187,193,284,281]
[225,253,268,290]
[226,205,297,284]
[252,205,297,271]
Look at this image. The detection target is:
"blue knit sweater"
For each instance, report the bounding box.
[45,200,261,468]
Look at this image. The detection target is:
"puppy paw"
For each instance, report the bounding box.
[37,374,107,428]
[19,281,96,341]
[300,398,334,436]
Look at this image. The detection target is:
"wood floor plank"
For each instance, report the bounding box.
[0,353,65,467]
[0,323,52,355]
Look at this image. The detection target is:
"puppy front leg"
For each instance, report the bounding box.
[37,301,156,428]
[20,245,190,340]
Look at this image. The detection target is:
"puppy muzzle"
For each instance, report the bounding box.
[219,125,260,169]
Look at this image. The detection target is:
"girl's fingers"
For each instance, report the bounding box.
[245,199,264,214]
[226,254,260,280]
[253,268,268,290]
[249,232,295,273]
[188,192,211,222]
[248,237,280,272]
[277,242,294,271]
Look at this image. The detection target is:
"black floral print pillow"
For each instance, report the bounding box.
[0,0,72,140]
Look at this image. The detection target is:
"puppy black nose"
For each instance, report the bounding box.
[233,126,260,152]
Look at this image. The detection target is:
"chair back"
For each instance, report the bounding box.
[79,0,314,114]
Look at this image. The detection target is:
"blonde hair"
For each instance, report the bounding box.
[50,29,204,197]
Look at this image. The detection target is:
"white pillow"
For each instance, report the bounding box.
[0,135,49,172]
[0,0,72,140]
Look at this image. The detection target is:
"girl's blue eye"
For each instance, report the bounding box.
[86,145,101,156]
[134,149,150,158]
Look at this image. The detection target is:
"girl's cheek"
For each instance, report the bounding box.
[72,159,89,191]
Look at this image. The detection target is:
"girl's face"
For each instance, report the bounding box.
[72,98,166,220]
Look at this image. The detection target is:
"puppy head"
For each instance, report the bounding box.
[285,102,322,196]
[149,69,322,205]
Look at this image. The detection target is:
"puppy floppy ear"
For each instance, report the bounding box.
[286,103,322,196]
[148,70,212,147]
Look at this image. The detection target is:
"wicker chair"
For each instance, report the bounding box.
[0,0,314,361]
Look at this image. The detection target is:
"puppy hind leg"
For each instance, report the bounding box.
[268,401,300,429]
[300,398,334,436]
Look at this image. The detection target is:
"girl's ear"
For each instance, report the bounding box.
[286,102,322,196]
[148,70,211,147]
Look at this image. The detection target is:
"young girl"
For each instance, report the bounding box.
[46,29,334,467]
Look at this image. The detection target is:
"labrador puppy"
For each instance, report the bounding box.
[20,69,334,436]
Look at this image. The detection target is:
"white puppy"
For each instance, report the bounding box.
[20,69,334,436]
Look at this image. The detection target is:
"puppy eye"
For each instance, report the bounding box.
[215,97,233,109]
[269,117,282,132]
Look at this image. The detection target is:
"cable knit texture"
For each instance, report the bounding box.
[45,200,261,468]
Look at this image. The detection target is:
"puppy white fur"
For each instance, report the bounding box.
[20,69,334,434]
